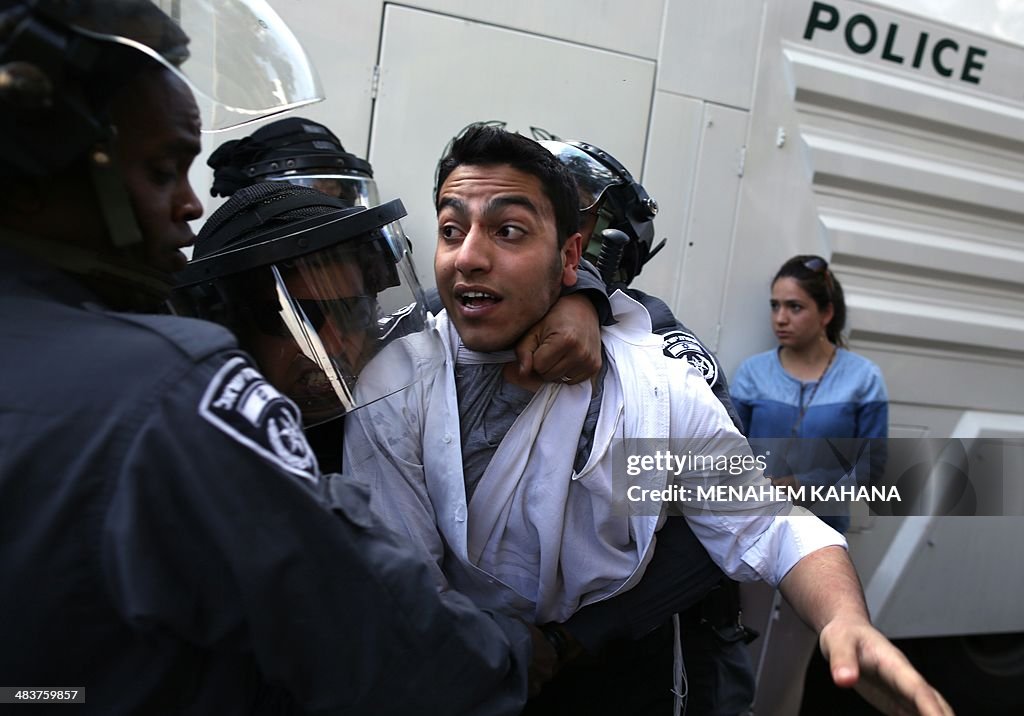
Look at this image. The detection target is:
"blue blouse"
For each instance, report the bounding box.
[731,348,888,532]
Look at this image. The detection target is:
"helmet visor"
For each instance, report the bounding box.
[538,140,623,211]
[266,174,381,209]
[59,0,322,131]
[175,219,439,426]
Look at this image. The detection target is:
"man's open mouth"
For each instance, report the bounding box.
[457,290,500,309]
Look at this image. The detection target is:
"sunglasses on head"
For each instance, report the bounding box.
[801,256,834,295]
[802,256,827,273]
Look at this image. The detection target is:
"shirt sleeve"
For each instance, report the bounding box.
[102,351,529,716]
[669,367,847,586]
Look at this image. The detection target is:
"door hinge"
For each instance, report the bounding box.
[370,65,381,100]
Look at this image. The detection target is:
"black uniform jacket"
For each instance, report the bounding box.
[0,246,530,715]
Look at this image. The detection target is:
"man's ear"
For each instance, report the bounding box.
[560,232,583,287]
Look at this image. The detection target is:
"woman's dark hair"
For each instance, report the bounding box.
[772,255,847,347]
[433,123,580,247]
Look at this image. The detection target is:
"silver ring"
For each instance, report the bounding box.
[561,376,572,383]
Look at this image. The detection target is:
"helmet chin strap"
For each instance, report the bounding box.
[89,143,143,248]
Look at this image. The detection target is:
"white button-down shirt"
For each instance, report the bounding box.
[345,292,845,623]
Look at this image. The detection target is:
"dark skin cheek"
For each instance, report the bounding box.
[134,184,177,257]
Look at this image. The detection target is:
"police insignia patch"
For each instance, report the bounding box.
[662,330,719,387]
[200,357,319,483]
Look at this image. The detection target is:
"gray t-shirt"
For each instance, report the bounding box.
[455,352,608,501]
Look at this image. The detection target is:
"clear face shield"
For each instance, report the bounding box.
[174,202,441,426]
[538,140,624,212]
[55,0,323,131]
[265,173,381,209]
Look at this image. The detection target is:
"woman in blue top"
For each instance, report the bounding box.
[732,255,891,715]
[731,255,888,534]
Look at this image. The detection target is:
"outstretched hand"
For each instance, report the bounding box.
[780,546,954,716]
[514,294,601,384]
[819,617,954,716]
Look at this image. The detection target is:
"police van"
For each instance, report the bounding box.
[195,0,1024,711]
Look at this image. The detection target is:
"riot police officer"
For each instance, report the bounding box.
[540,138,743,428]
[174,181,437,467]
[0,2,538,712]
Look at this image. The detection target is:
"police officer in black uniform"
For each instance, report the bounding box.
[174,182,437,472]
[199,116,428,473]
[0,2,539,713]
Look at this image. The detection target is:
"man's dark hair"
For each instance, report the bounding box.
[434,124,580,246]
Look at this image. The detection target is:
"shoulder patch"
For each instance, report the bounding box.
[662,330,719,387]
[200,357,319,483]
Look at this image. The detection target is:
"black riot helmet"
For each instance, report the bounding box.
[208,116,379,207]
[0,0,322,179]
[174,182,438,426]
[539,140,665,286]
[0,0,321,307]
[0,0,186,181]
